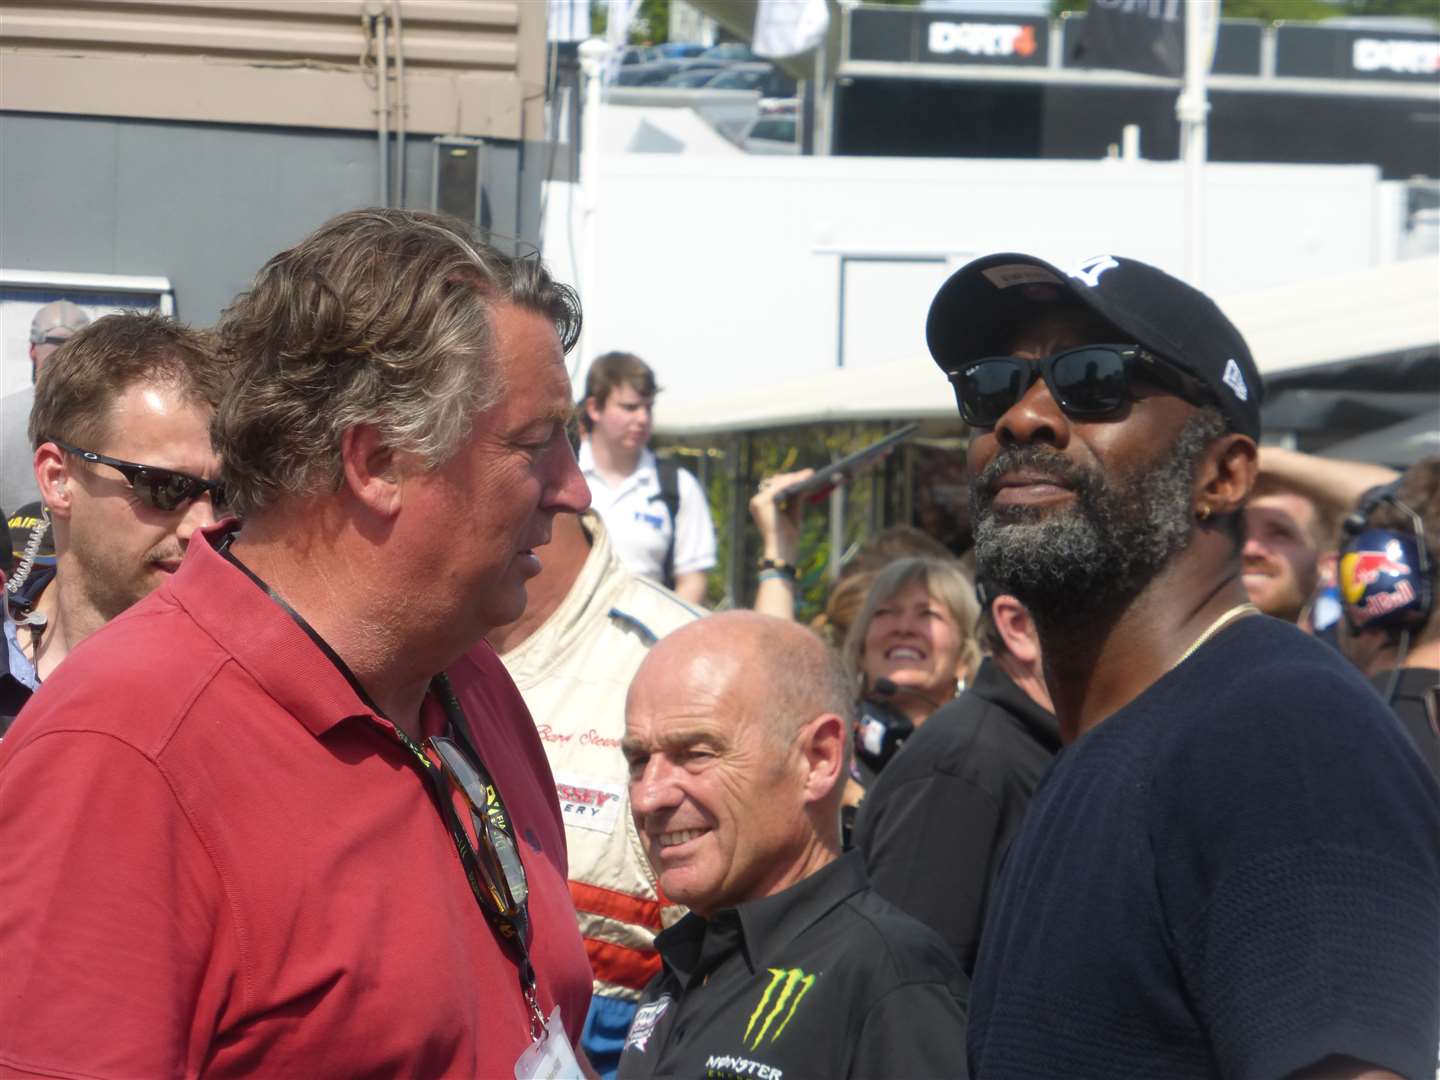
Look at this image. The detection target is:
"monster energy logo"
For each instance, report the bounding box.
[742,968,816,1050]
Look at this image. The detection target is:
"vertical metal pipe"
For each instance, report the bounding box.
[725,434,748,608]
[1178,0,1217,287]
[828,442,846,583]
[576,38,610,373]
[814,23,831,157]
[392,0,407,207]
[869,457,881,538]
[376,11,390,208]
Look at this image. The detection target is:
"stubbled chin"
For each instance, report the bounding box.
[1242,575,1273,597]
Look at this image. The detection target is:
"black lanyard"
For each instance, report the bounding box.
[390,676,544,1036]
[217,532,545,1037]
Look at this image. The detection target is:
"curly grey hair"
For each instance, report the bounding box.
[212,209,581,517]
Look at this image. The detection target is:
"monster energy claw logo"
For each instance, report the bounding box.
[742,968,816,1050]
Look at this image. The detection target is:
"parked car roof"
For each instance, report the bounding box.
[704,63,796,99]
[618,46,661,65]
[613,60,682,86]
[699,43,759,62]
[666,67,729,88]
[659,42,707,59]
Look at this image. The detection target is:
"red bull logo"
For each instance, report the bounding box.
[1351,579,1418,626]
[1339,548,1409,605]
[1341,542,1419,626]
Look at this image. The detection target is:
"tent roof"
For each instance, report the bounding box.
[654,355,958,437]
[1217,255,1440,379]
[1319,412,1440,468]
[653,256,1440,437]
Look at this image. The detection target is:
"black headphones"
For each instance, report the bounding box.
[1338,482,1433,634]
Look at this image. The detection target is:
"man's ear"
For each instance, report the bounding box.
[799,713,846,806]
[339,424,403,517]
[1198,432,1258,519]
[993,595,1040,667]
[583,395,603,426]
[33,443,71,519]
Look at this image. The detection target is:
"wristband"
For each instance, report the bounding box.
[757,569,797,587]
[756,558,797,580]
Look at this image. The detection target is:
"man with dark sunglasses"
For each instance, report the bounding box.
[2,311,227,735]
[0,211,597,1079]
[927,253,1439,1079]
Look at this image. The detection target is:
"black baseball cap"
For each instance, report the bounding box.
[926,253,1263,440]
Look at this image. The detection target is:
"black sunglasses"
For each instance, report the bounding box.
[946,345,1214,429]
[52,440,227,513]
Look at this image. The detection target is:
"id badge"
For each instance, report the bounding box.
[513,1006,583,1080]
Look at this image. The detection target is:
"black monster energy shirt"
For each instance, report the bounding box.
[615,850,969,1080]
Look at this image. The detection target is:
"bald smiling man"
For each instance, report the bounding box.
[616,612,968,1080]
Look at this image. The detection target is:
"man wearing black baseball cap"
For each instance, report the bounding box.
[929,253,1439,1079]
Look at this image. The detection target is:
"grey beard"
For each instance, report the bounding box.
[971,410,1224,615]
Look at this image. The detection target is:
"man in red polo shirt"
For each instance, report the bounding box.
[0,210,596,1078]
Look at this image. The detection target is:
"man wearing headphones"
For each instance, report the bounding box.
[1248,446,1401,635]
[1335,457,1440,781]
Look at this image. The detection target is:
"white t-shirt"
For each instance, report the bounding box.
[578,442,717,584]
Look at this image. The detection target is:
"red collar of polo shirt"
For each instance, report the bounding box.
[167,523,381,738]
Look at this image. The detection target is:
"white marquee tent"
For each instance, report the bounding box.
[653,256,1440,438]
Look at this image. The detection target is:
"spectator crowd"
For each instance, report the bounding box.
[1,210,1436,1080]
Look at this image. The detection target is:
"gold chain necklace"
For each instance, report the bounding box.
[1172,602,1260,669]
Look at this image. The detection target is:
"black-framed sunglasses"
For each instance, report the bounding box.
[946,345,1214,429]
[51,440,228,513]
[430,734,530,922]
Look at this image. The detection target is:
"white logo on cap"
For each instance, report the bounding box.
[1065,255,1119,288]
[1222,358,1249,401]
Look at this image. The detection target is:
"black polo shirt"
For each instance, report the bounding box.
[616,850,969,1080]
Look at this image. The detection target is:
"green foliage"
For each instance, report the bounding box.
[1342,0,1440,16]
[590,0,673,43]
[664,426,896,619]
[1216,0,1346,20]
[633,0,672,43]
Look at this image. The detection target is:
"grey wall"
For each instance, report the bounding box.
[0,112,544,326]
